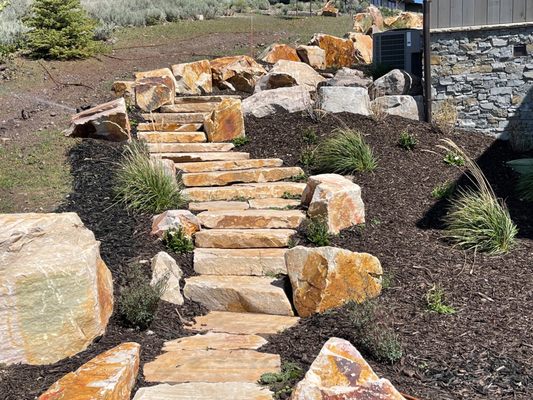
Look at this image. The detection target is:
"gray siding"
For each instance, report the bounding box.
[431,0,533,28]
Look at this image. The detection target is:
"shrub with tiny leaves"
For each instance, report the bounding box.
[443,151,465,166]
[398,131,417,150]
[426,285,456,314]
[304,217,332,246]
[163,227,194,254]
[231,136,250,147]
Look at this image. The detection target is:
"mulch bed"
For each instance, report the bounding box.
[241,112,533,399]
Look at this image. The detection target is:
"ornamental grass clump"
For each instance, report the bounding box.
[314,128,377,174]
[115,141,185,213]
[439,139,517,255]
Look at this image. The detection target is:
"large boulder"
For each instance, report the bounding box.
[204,97,245,142]
[368,69,414,100]
[301,174,365,234]
[0,213,113,365]
[352,13,374,35]
[259,43,300,64]
[38,342,140,400]
[384,12,423,29]
[151,210,201,238]
[171,60,212,95]
[151,251,184,306]
[321,67,372,88]
[286,246,382,317]
[318,86,371,115]
[309,34,355,69]
[112,81,136,105]
[211,55,267,93]
[371,95,422,121]
[345,32,373,64]
[243,86,312,118]
[292,338,404,399]
[135,77,175,112]
[296,45,326,70]
[65,98,130,141]
[366,4,384,31]
[256,60,326,92]
[321,1,339,17]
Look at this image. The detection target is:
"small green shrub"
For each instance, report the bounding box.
[398,131,417,150]
[299,147,316,168]
[431,181,455,200]
[443,151,465,166]
[118,264,166,329]
[426,285,456,314]
[232,136,250,147]
[259,362,304,399]
[302,127,318,145]
[517,173,533,201]
[305,217,332,246]
[288,173,307,182]
[115,141,185,213]
[163,227,194,254]
[314,129,377,174]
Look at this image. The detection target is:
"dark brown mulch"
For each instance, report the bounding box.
[0,139,205,400]
[242,112,533,400]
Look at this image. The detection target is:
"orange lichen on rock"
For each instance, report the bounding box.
[309,34,355,69]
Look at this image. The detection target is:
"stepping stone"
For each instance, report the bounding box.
[158,152,250,163]
[143,348,280,383]
[137,122,203,132]
[138,131,206,143]
[197,210,306,229]
[163,332,267,351]
[175,158,283,173]
[182,166,304,187]
[248,198,301,210]
[174,95,241,103]
[183,182,306,202]
[133,382,273,400]
[194,228,296,248]
[142,112,209,124]
[187,311,299,335]
[184,275,294,316]
[160,103,218,113]
[147,143,234,153]
[189,201,250,212]
[194,248,287,276]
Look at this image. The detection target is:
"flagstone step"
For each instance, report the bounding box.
[147,142,234,153]
[186,311,300,335]
[162,332,267,352]
[174,95,241,103]
[133,382,273,400]
[184,275,294,316]
[182,166,304,187]
[137,122,203,132]
[138,131,207,143]
[248,198,301,210]
[160,103,218,113]
[194,228,296,248]
[143,348,280,383]
[189,201,250,212]
[175,158,284,173]
[197,210,306,229]
[194,248,287,276]
[158,152,250,163]
[142,112,209,124]
[183,182,306,202]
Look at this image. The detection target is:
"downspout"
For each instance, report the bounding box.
[423,0,432,123]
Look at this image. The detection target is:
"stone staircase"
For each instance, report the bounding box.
[135,95,304,399]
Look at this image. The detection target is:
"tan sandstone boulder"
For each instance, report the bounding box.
[0,213,113,365]
[211,55,267,93]
[309,34,355,69]
[291,338,405,399]
[151,251,184,305]
[385,12,423,29]
[151,210,201,238]
[256,60,326,92]
[38,342,140,400]
[65,98,130,141]
[135,77,175,112]
[286,246,382,317]
[352,12,374,35]
[171,60,212,95]
[112,80,136,104]
[204,97,245,142]
[321,1,339,17]
[259,43,300,64]
[302,174,365,234]
[366,4,384,31]
[296,45,326,70]
[345,32,373,64]
[135,67,177,90]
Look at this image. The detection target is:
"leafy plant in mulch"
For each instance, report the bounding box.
[426,284,456,315]
[431,180,455,200]
[302,127,318,145]
[440,139,518,255]
[259,362,304,399]
[443,150,465,166]
[114,141,185,213]
[299,146,316,168]
[118,264,167,329]
[398,130,417,150]
[314,128,377,174]
[304,217,332,246]
[506,158,533,202]
[232,136,250,147]
[163,227,194,254]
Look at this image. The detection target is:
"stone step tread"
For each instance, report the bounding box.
[147,142,234,153]
[137,122,203,132]
[189,200,250,212]
[163,332,267,352]
[160,103,218,113]
[138,131,207,143]
[248,198,301,210]
[183,275,294,316]
[174,95,241,103]
[194,228,296,249]
[194,248,287,276]
[197,209,306,229]
[186,311,300,335]
[143,348,280,383]
[158,152,250,163]
[183,182,306,202]
[182,166,304,187]
[133,382,273,400]
[142,112,209,124]
[175,158,284,173]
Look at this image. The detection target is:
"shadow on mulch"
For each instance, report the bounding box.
[0,139,205,400]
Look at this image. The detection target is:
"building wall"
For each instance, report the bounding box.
[431,25,533,142]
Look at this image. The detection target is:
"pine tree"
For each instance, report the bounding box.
[24,0,98,60]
